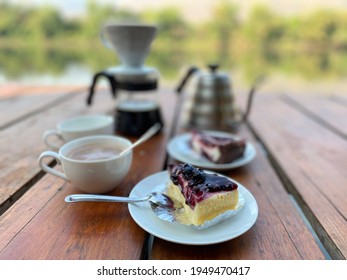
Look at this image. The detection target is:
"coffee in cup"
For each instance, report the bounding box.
[38,135,132,194]
[67,143,121,161]
[43,115,114,150]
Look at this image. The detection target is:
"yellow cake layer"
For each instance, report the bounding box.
[167,182,239,226]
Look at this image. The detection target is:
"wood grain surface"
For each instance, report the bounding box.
[150,123,325,260]
[0,87,345,260]
[283,94,347,138]
[0,90,116,214]
[0,88,178,259]
[248,94,347,259]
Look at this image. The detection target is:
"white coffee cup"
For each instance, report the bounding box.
[43,115,114,150]
[38,135,132,194]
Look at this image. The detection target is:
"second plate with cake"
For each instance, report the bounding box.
[167,131,256,170]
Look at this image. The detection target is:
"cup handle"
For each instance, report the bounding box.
[43,129,64,150]
[38,151,69,182]
[99,26,113,49]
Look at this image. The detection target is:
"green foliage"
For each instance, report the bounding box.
[204,0,239,66]
[0,1,347,82]
[244,5,285,45]
[143,6,188,38]
[82,0,141,38]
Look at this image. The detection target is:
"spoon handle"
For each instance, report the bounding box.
[65,194,151,203]
[119,122,161,157]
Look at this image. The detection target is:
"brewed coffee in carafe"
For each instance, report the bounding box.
[116,90,162,136]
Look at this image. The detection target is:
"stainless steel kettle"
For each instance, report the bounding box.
[176,64,264,131]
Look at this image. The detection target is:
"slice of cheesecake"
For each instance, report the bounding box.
[168,163,239,226]
[191,131,246,164]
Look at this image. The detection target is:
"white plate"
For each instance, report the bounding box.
[128,171,258,245]
[166,131,256,170]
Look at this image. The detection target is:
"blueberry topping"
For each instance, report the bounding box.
[169,163,238,208]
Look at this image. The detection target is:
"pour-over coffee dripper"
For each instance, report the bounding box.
[87,23,163,137]
[102,23,157,69]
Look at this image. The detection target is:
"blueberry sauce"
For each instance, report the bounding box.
[170,163,238,208]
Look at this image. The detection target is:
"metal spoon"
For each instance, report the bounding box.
[118,123,161,157]
[65,192,178,222]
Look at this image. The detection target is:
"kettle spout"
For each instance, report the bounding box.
[176,66,199,94]
[232,74,266,130]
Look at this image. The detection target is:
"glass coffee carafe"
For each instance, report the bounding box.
[111,66,163,136]
[86,23,163,136]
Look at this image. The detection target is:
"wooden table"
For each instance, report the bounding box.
[0,86,346,260]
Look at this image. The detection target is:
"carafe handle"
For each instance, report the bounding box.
[87,71,117,106]
[176,66,199,94]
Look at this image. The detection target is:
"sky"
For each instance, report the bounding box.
[6,0,347,22]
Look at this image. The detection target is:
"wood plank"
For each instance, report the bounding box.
[331,94,347,105]
[247,94,347,259]
[0,88,178,259]
[0,138,160,259]
[0,90,116,213]
[0,92,78,130]
[0,85,85,98]
[283,94,347,138]
[0,85,35,97]
[150,126,325,260]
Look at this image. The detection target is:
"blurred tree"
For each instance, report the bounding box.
[298,10,347,51]
[142,7,188,40]
[0,3,19,36]
[240,5,286,78]
[1,1,347,82]
[244,5,285,48]
[82,0,140,39]
[142,7,190,78]
[332,12,347,50]
[207,0,239,66]
[22,7,66,40]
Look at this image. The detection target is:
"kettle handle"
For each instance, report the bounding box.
[176,66,199,94]
[87,71,117,106]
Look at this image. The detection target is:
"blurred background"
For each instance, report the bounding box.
[1,0,347,95]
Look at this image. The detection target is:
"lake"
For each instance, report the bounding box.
[1,39,347,96]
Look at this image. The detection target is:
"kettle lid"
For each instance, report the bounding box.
[198,64,231,86]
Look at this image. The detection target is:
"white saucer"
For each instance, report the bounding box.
[167,131,256,170]
[128,171,258,245]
